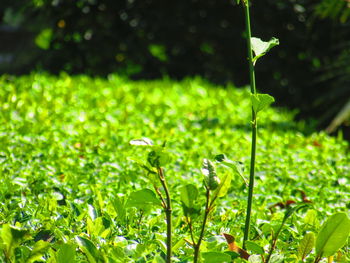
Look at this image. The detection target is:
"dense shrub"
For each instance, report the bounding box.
[0,0,349,125]
[0,74,349,261]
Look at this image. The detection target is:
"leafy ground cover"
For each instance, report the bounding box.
[0,73,349,262]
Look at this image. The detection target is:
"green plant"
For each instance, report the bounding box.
[181,157,237,262]
[265,204,309,262]
[130,139,173,263]
[0,74,348,262]
[314,212,350,263]
[240,0,278,249]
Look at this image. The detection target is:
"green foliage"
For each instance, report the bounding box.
[315,0,350,23]
[180,184,199,217]
[245,241,264,255]
[35,28,53,50]
[202,159,220,190]
[75,236,101,263]
[251,37,279,64]
[2,0,350,130]
[0,225,31,260]
[315,213,350,259]
[0,74,348,262]
[214,154,247,186]
[251,93,275,115]
[297,232,315,261]
[201,251,232,262]
[56,243,77,263]
[148,44,168,62]
[126,189,161,208]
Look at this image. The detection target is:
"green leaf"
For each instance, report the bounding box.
[201,251,232,262]
[126,189,161,208]
[245,241,264,255]
[283,203,309,222]
[248,255,262,262]
[315,212,350,258]
[88,204,98,221]
[35,28,53,50]
[148,44,168,62]
[112,196,127,223]
[297,232,315,261]
[127,156,157,175]
[202,159,220,190]
[75,236,100,263]
[87,217,110,238]
[180,184,198,208]
[213,171,232,198]
[251,93,275,114]
[152,254,166,263]
[130,138,153,146]
[28,240,51,263]
[147,147,172,168]
[57,243,77,263]
[304,209,318,227]
[180,184,200,217]
[214,154,248,186]
[251,37,279,64]
[269,254,284,263]
[0,224,31,258]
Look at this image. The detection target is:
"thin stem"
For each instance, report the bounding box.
[153,183,167,208]
[265,217,291,263]
[186,216,196,247]
[314,255,322,263]
[243,0,258,250]
[194,189,211,263]
[244,0,256,95]
[158,167,172,263]
[265,228,280,263]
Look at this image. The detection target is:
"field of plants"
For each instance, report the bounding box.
[0,73,349,262]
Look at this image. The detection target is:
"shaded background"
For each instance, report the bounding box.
[0,0,349,135]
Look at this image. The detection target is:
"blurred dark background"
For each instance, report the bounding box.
[0,0,349,135]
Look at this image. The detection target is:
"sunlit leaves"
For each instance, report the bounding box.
[147,147,172,168]
[56,243,77,263]
[251,37,279,64]
[130,138,154,146]
[202,159,220,190]
[180,184,200,217]
[75,236,101,263]
[297,232,315,261]
[126,189,161,208]
[27,240,51,263]
[0,225,31,260]
[35,28,53,50]
[251,93,275,115]
[213,172,232,198]
[315,213,350,258]
[201,251,232,262]
[214,154,247,186]
[245,241,264,255]
[0,74,348,262]
[130,138,172,168]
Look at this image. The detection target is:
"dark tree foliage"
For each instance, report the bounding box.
[0,0,349,126]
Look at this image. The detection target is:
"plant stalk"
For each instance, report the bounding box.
[243,0,258,250]
[193,189,211,263]
[265,225,283,263]
[158,167,172,263]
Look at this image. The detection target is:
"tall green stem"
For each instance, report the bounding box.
[243,0,257,250]
[158,167,172,263]
[193,189,211,263]
[244,1,257,95]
